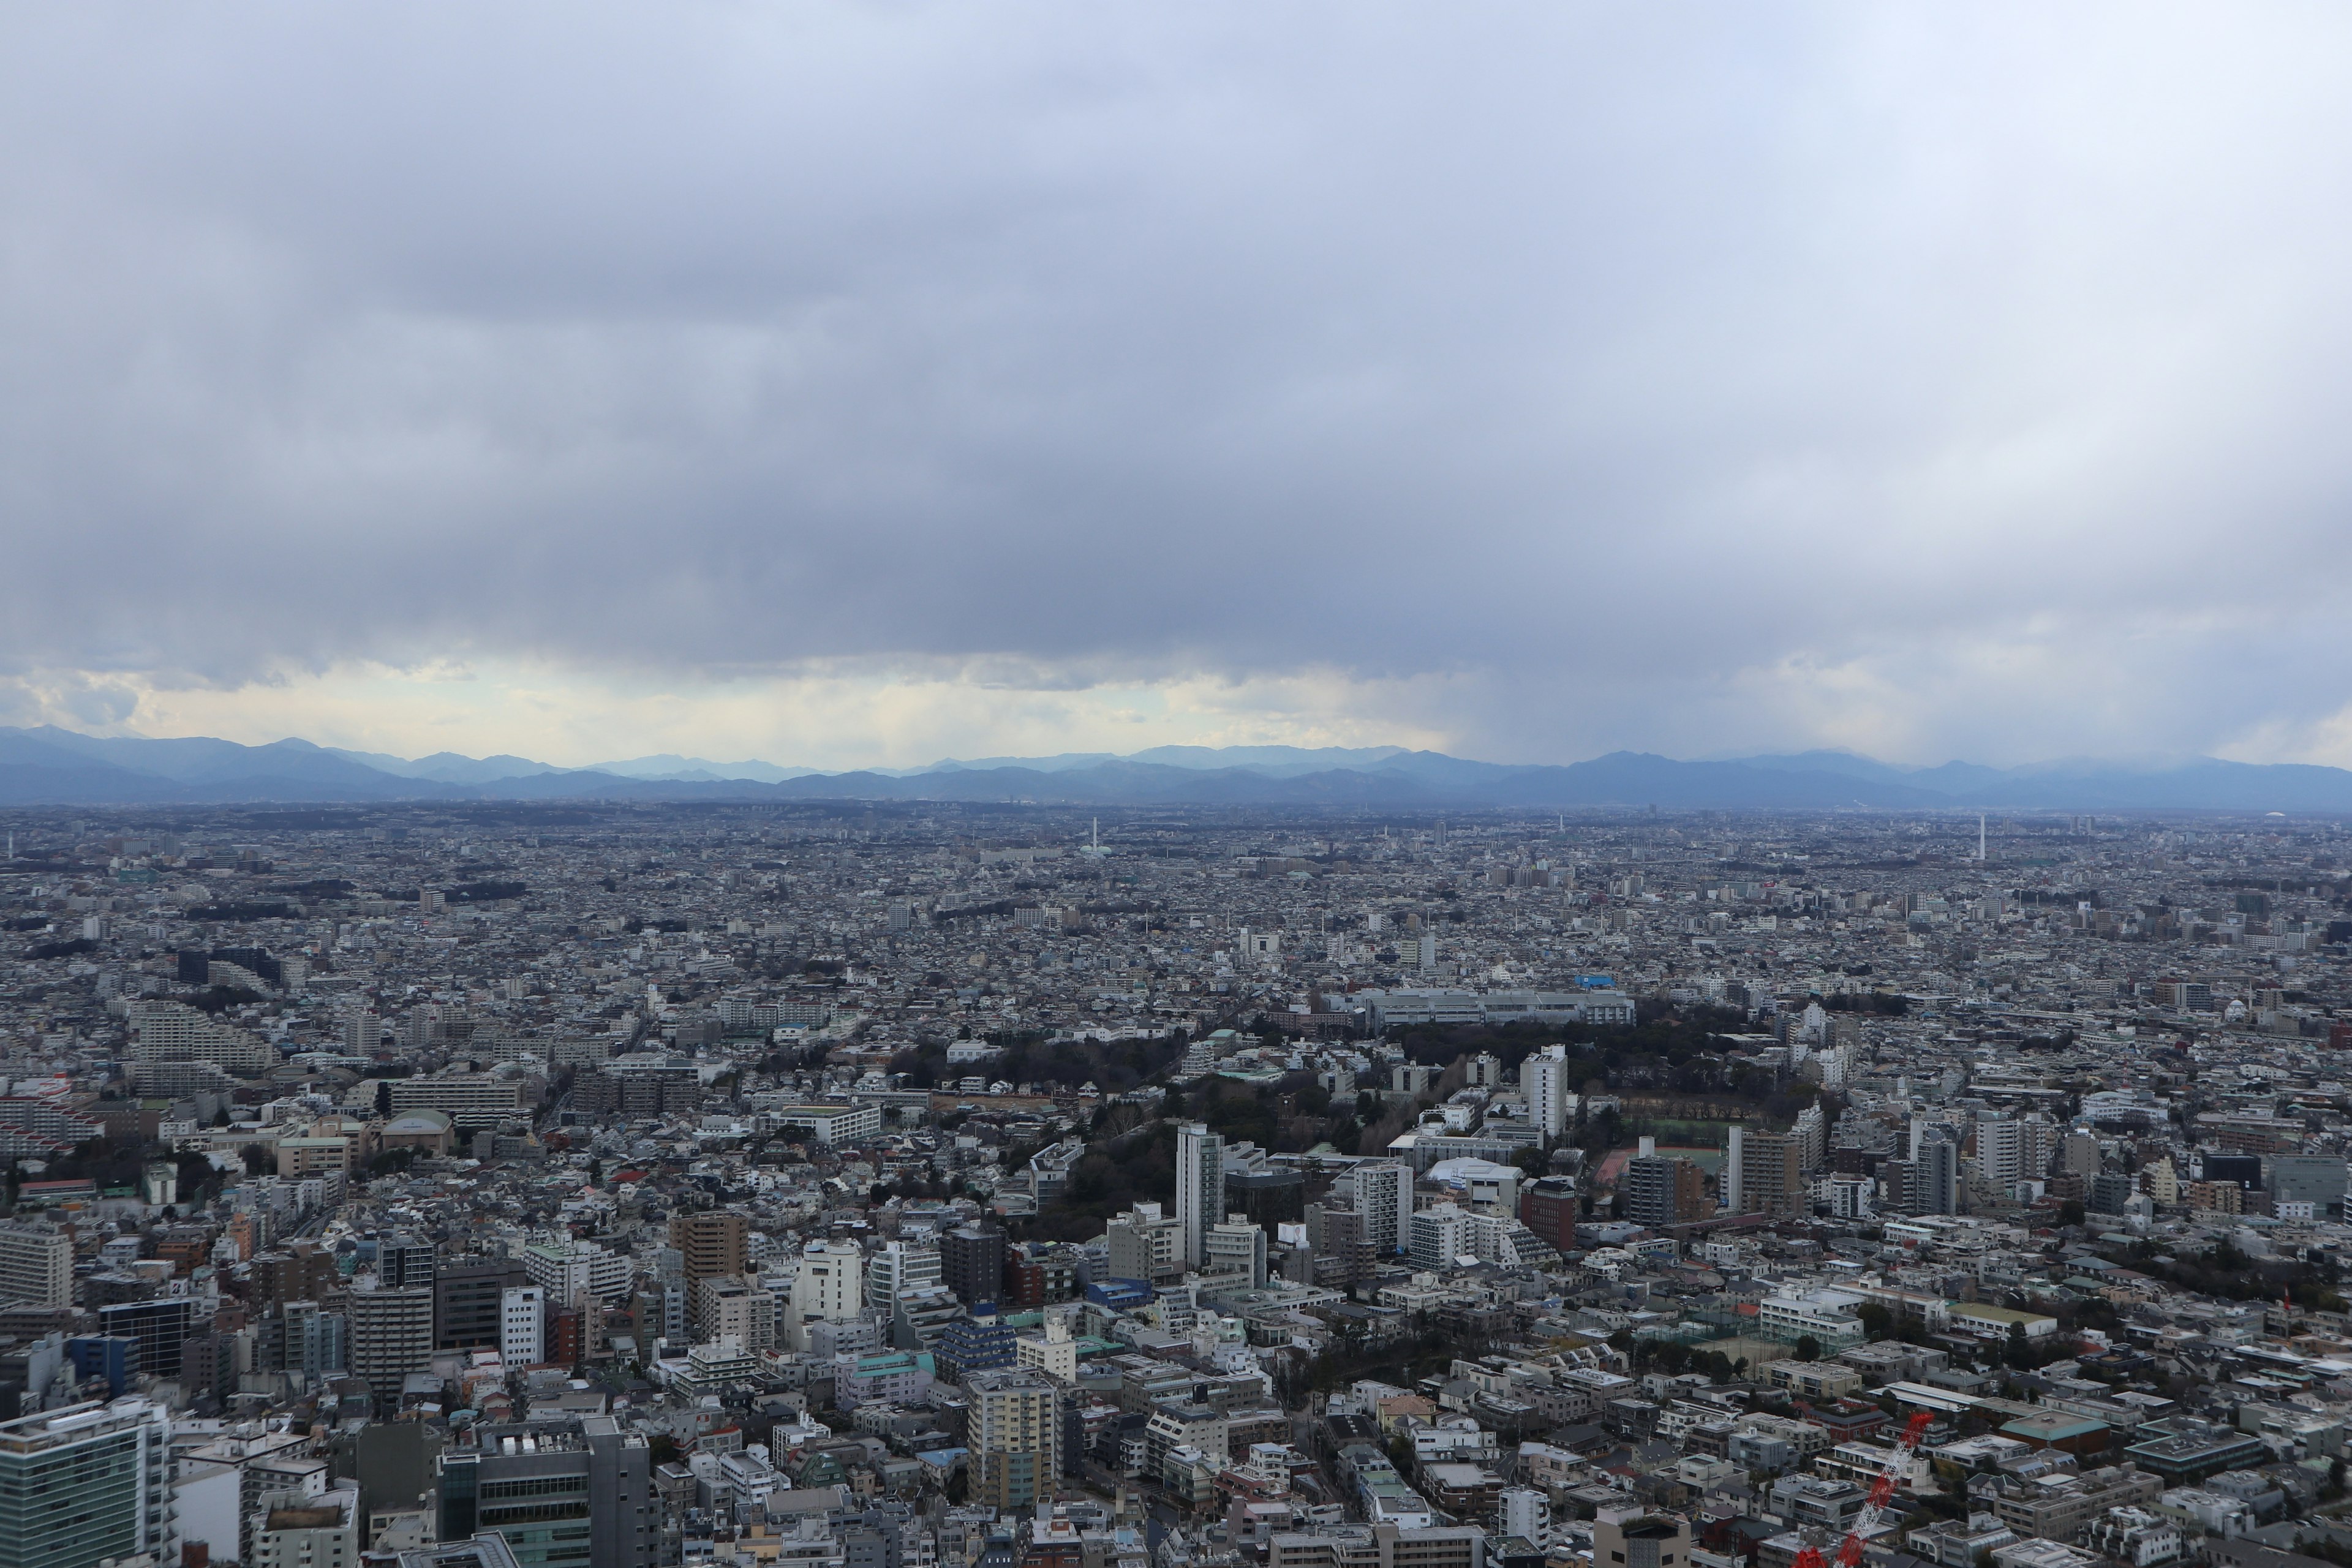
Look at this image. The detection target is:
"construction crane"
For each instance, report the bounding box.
[1790,1409,1937,1568]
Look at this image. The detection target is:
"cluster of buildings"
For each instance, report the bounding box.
[0,802,2344,1568]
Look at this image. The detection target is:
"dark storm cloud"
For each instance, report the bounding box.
[7,4,2352,761]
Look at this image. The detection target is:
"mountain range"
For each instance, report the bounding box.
[0,726,2347,812]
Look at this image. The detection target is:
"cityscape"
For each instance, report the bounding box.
[9,10,2352,1568]
[0,793,2345,1568]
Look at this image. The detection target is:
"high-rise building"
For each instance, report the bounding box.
[1973,1117,2033,1185]
[668,1212,749,1297]
[1911,1138,1960,1215]
[348,1287,435,1397]
[1792,1103,1826,1174]
[1621,1156,1708,1227]
[437,1417,654,1568]
[1524,1046,1573,1140]
[1728,1131,1803,1218]
[0,1224,72,1309]
[940,1224,1007,1307]
[965,1367,1061,1510]
[1343,1161,1413,1256]
[788,1239,863,1351]
[1175,1123,1224,1271]
[0,1398,173,1568]
[437,1259,527,1351]
[500,1286,545,1366]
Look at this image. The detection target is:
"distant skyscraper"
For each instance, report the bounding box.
[1175,1123,1224,1271]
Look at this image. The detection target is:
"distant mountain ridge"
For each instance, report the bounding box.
[0,725,2347,812]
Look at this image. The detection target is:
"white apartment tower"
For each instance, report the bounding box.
[1175,1123,1225,1270]
[1524,1046,1573,1140]
[1344,1160,1414,1257]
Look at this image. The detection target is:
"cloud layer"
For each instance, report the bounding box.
[7,4,2352,766]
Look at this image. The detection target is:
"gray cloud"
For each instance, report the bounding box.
[6,4,2352,763]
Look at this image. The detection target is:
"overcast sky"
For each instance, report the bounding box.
[6,4,2352,770]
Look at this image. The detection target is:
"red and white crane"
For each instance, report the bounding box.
[1790,1409,1937,1568]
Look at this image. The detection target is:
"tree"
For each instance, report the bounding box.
[1795,1335,1821,1363]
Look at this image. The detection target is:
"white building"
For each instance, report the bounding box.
[1524,1047,1573,1140]
[1175,1123,1225,1271]
[500,1285,545,1366]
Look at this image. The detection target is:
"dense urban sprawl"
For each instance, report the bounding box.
[0,801,2348,1568]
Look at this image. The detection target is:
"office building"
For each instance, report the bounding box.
[1303,1204,1373,1289]
[438,1417,654,1568]
[521,1242,633,1308]
[0,1398,174,1568]
[97,1297,192,1379]
[1175,1123,1225,1271]
[2269,1155,2347,1211]
[438,1259,527,1351]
